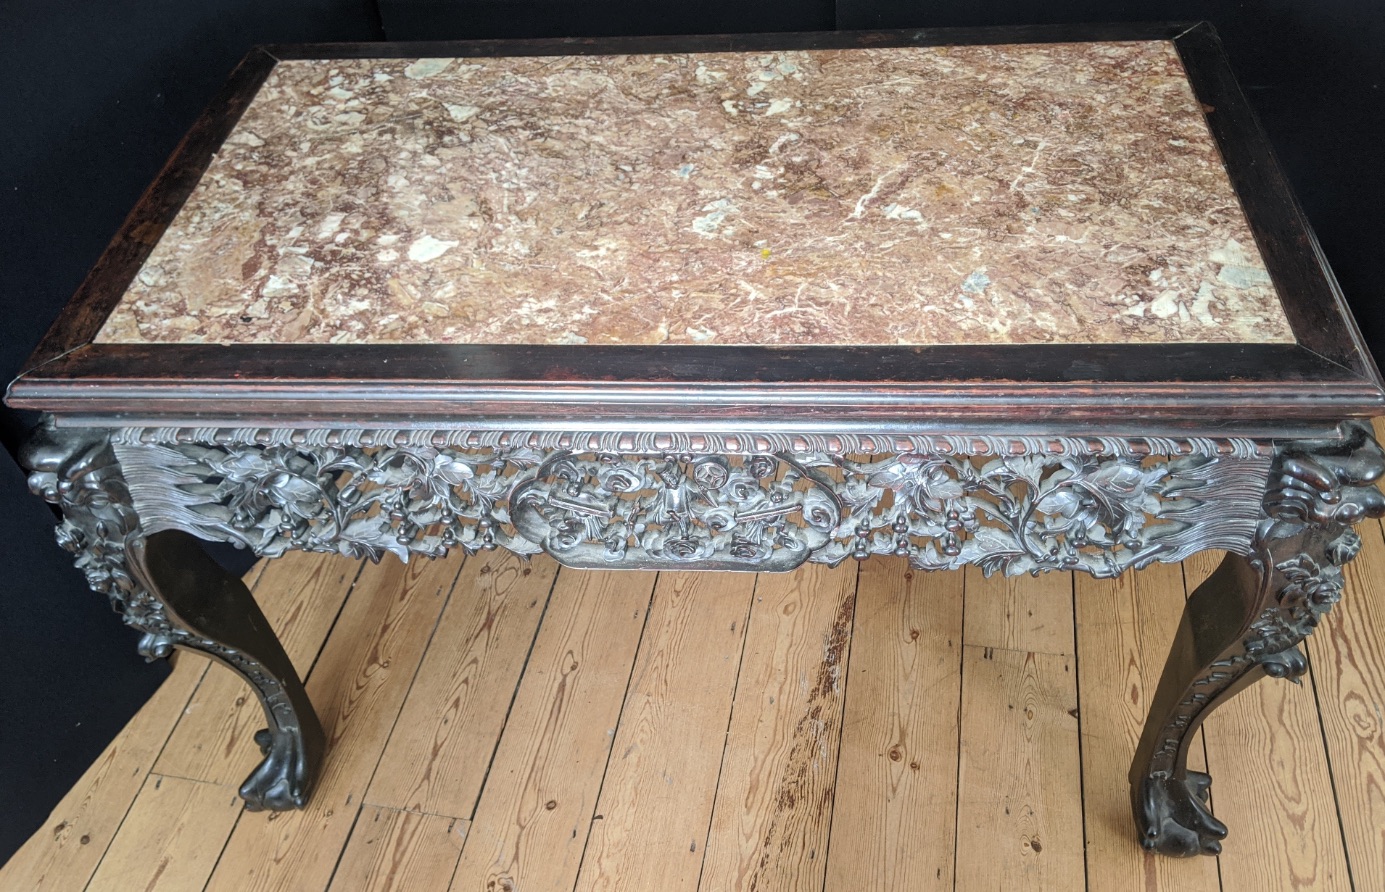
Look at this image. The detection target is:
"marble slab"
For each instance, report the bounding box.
[95,41,1294,347]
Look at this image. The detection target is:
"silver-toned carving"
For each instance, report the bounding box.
[512,451,840,571]
[1133,420,1385,857]
[113,428,1270,576]
[21,418,325,812]
[116,439,547,562]
[812,450,1267,577]
[112,426,1264,460]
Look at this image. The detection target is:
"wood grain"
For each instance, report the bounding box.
[449,567,657,892]
[1074,561,1220,892]
[955,646,1084,890]
[367,552,558,818]
[16,514,1385,890]
[326,806,466,892]
[86,774,242,892]
[1183,550,1351,891]
[825,558,964,892]
[156,551,365,784]
[964,566,1075,656]
[699,562,859,892]
[0,658,207,892]
[575,570,757,892]
[203,552,463,892]
[1308,518,1385,889]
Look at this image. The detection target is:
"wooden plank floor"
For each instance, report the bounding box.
[9,477,1385,890]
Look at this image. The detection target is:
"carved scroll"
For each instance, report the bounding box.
[1131,420,1385,856]
[111,427,1270,576]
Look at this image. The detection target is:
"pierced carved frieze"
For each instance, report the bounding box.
[111,427,1270,576]
[809,450,1268,577]
[115,439,548,562]
[512,452,840,571]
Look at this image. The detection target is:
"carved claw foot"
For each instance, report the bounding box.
[1136,771,1228,856]
[1129,422,1385,856]
[240,727,314,811]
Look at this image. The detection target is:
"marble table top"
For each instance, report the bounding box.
[95,40,1293,348]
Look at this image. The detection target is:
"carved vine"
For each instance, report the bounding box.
[812,450,1265,577]
[111,430,1270,577]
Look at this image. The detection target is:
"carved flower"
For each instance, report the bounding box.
[660,536,706,560]
[431,454,476,485]
[1035,487,1099,539]
[54,522,84,554]
[746,454,778,480]
[911,464,965,512]
[870,456,966,512]
[801,488,840,532]
[549,517,586,552]
[1276,555,1344,609]
[1327,530,1363,565]
[1081,460,1164,516]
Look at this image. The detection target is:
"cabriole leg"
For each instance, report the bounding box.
[21,418,324,810]
[1130,420,1385,855]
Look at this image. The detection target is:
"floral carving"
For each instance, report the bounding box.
[817,450,1262,578]
[511,452,840,570]
[117,439,548,562]
[109,430,1271,578]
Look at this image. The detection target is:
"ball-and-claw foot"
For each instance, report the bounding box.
[239,727,313,811]
[1136,770,1228,856]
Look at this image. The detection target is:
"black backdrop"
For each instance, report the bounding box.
[1,0,1380,862]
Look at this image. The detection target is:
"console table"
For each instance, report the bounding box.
[9,23,1385,858]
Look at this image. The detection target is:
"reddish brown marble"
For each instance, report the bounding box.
[95,41,1293,347]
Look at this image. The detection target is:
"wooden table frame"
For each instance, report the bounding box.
[9,22,1385,859]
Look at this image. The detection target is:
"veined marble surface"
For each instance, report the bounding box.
[96,41,1294,347]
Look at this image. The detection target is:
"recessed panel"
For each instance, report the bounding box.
[95,42,1293,347]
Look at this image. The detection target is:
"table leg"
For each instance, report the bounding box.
[1130,420,1385,855]
[21,419,324,811]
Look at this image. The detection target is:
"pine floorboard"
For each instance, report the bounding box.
[9,491,1385,891]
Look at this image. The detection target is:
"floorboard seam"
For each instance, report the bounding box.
[299,558,372,685]
[195,557,374,892]
[571,571,661,892]
[1070,572,1091,892]
[359,553,470,811]
[454,559,563,837]
[816,563,862,892]
[693,571,760,892]
[318,802,367,892]
[1306,637,1359,892]
[950,567,968,892]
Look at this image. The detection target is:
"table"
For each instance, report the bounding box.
[8,23,1384,858]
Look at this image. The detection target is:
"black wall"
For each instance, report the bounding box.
[2,0,1380,863]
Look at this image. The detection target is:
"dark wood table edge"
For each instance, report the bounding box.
[12,22,1382,436]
